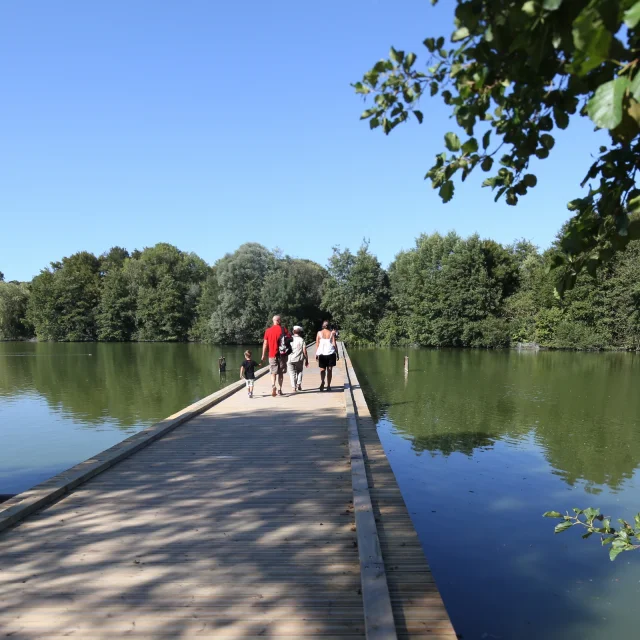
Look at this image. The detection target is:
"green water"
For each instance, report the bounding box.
[350,347,640,640]
[0,342,254,495]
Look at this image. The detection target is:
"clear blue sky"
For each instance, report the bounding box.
[1,1,604,282]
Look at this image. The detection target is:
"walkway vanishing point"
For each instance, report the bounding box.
[0,344,455,640]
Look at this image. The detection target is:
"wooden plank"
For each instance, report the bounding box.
[341,344,398,640]
[340,345,457,640]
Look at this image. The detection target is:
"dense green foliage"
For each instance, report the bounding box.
[355,0,640,293]
[376,232,640,349]
[2,233,639,348]
[27,252,102,341]
[4,242,328,343]
[0,281,31,340]
[322,243,390,345]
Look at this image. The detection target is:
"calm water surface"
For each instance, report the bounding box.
[0,342,253,495]
[350,347,640,640]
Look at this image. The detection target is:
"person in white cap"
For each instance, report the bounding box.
[287,326,308,392]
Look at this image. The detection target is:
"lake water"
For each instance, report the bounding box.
[350,347,640,640]
[1,343,639,638]
[0,342,252,496]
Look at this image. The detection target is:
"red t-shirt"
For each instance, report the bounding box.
[264,325,291,358]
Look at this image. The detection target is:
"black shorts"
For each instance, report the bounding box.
[318,353,336,369]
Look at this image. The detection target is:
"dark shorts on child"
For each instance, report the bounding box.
[318,353,336,369]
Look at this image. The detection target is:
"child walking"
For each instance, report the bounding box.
[287,326,309,392]
[240,350,259,398]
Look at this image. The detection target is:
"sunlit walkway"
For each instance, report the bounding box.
[0,348,454,639]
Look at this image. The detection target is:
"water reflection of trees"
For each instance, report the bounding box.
[0,343,253,430]
[352,348,640,491]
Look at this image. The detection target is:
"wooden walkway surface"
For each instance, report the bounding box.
[0,345,455,639]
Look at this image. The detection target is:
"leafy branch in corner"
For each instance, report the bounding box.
[354,0,640,295]
[543,507,640,560]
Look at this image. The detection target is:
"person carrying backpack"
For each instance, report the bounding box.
[261,315,292,396]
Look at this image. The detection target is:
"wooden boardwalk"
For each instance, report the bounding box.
[0,345,455,639]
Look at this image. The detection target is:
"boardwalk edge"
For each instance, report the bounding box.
[340,342,398,640]
[0,363,272,534]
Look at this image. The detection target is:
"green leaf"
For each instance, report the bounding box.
[390,47,404,64]
[452,27,470,42]
[524,174,538,187]
[583,507,600,521]
[630,73,640,102]
[540,134,555,150]
[522,1,538,16]
[553,107,569,130]
[482,131,491,150]
[543,511,563,518]
[413,110,424,124]
[554,521,574,533]
[360,108,377,120]
[444,132,461,151]
[404,52,417,69]
[542,0,563,9]
[461,138,478,154]
[610,547,625,561]
[481,157,493,172]
[572,508,584,515]
[587,78,628,130]
[624,1,640,28]
[439,180,454,203]
[582,531,593,539]
[572,8,613,75]
[423,37,436,52]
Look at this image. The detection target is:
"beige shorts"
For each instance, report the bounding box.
[269,355,287,375]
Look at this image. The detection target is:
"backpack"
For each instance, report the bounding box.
[278,326,292,355]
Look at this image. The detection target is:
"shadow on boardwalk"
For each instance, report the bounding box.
[0,398,364,639]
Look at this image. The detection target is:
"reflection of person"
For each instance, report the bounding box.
[315,320,339,391]
[261,315,292,397]
[218,356,226,373]
[288,326,308,392]
[240,350,259,398]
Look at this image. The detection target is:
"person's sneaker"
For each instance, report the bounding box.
[271,387,277,397]
[297,385,302,391]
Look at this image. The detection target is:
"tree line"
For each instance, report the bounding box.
[1,233,639,350]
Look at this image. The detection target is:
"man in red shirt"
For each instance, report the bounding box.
[261,315,292,396]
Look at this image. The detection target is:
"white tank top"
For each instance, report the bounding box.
[317,332,336,356]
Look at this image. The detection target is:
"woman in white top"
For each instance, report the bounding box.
[287,326,308,392]
[315,320,339,391]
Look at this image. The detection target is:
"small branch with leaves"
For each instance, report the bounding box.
[543,507,640,561]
